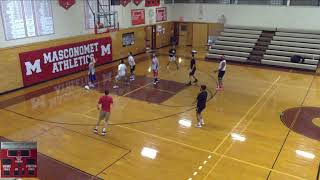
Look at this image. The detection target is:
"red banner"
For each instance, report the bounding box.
[133,0,142,5]
[156,7,167,22]
[145,0,160,7]
[59,0,75,10]
[19,37,112,86]
[131,9,145,25]
[120,0,131,7]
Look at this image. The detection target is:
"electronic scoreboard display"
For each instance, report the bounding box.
[0,142,37,178]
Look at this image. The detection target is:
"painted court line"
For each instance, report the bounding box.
[203,86,280,180]
[195,75,279,180]
[118,123,305,180]
[211,76,280,153]
[72,108,305,180]
[122,82,153,97]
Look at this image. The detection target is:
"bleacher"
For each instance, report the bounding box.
[207,25,319,71]
[207,25,263,62]
[262,29,320,71]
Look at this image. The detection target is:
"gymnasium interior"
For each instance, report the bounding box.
[0,0,320,179]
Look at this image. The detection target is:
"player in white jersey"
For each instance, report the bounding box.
[128,52,136,81]
[151,53,159,85]
[214,55,226,90]
[113,60,128,89]
[88,57,96,88]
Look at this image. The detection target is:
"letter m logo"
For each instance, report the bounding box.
[25,59,42,76]
[101,44,111,56]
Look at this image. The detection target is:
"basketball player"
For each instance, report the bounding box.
[214,55,226,90]
[113,60,127,88]
[195,85,208,128]
[128,52,136,81]
[94,90,113,136]
[88,57,96,88]
[187,52,198,85]
[167,47,179,69]
[151,53,159,85]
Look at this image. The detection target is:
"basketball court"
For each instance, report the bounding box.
[0,46,319,179]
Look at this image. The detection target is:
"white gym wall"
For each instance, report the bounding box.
[171,4,320,30]
[0,0,172,48]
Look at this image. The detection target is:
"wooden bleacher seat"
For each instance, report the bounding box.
[221,32,260,39]
[277,28,320,35]
[206,54,247,62]
[224,28,262,35]
[270,40,320,49]
[215,41,255,48]
[275,32,320,39]
[263,54,319,65]
[273,36,320,44]
[218,36,257,43]
[210,45,252,52]
[209,49,250,57]
[266,49,320,60]
[261,59,317,71]
[268,45,320,54]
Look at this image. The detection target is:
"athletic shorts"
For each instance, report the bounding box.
[218,71,225,79]
[153,70,158,77]
[130,65,135,73]
[196,106,205,113]
[169,56,176,62]
[99,111,110,121]
[116,74,126,81]
[89,74,96,82]
[189,68,196,76]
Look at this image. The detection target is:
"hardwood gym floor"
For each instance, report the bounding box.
[0,47,319,180]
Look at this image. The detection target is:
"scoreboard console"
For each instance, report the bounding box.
[0,142,37,178]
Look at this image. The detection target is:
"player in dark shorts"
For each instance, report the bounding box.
[214,55,226,90]
[167,47,179,69]
[88,57,96,88]
[187,51,198,85]
[195,85,208,128]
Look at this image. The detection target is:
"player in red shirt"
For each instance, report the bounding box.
[93,90,113,136]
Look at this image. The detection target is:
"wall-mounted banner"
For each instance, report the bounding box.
[19,37,112,86]
[59,0,75,10]
[131,9,145,25]
[156,7,167,22]
[145,0,160,6]
[120,0,131,7]
[133,0,142,6]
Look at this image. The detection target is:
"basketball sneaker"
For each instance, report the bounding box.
[93,128,98,134]
[101,129,106,136]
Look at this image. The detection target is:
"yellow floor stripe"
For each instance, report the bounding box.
[212,76,281,153]
[71,111,306,180]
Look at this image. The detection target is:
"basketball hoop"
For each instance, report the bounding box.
[94,12,119,34]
